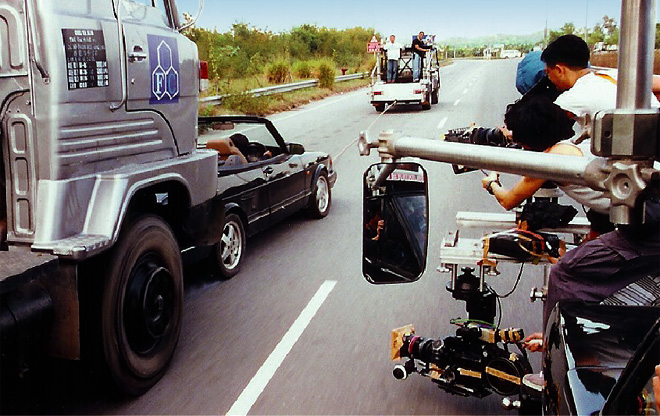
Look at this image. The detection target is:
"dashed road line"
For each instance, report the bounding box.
[437,117,448,130]
[226,280,338,416]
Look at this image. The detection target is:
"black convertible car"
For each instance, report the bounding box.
[197,116,336,278]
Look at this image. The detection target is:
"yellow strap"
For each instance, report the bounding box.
[595,72,617,84]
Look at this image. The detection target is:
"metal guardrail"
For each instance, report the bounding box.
[199,72,369,105]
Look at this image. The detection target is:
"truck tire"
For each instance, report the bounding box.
[210,212,245,279]
[374,103,385,112]
[421,92,431,110]
[100,215,183,395]
[307,171,331,218]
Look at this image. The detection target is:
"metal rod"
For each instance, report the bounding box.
[617,0,656,110]
[387,138,603,188]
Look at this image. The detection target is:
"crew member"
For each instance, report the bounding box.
[412,31,431,82]
[482,95,610,236]
[383,35,402,83]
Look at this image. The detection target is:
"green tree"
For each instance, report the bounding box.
[588,24,605,46]
[605,27,619,47]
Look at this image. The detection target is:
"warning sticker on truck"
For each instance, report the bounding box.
[62,29,109,90]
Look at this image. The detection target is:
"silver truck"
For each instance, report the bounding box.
[0,0,223,395]
[370,38,441,112]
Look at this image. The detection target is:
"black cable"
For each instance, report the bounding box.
[496,263,525,299]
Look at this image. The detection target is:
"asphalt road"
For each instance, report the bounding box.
[14,59,558,415]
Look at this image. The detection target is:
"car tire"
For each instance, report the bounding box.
[308,171,331,219]
[99,215,183,396]
[374,103,385,112]
[211,213,246,279]
[431,89,438,104]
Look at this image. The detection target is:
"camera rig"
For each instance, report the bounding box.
[388,200,591,401]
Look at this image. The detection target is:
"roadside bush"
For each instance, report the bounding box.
[222,92,270,116]
[293,60,313,78]
[266,59,290,84]
[199,104,215,116]
[317,60,335,89]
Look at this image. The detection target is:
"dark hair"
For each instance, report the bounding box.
[541,34,590,69]
[504,95,575,151]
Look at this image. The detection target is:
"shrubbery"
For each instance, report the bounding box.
[185,23,375,82]
[266,60,290,84]
[293,61,313,78]
[317,60,335,89]
[222,92,270,116]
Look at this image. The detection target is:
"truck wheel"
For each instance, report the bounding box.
[100,215,183,395]
[211,213,245,279]
[421,92,431,110]
[307,171,331,218]
[374,103,385,112]
[431,89,439,104]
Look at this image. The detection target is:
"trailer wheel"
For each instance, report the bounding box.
[100,215,183,395]
[374,103,385,112]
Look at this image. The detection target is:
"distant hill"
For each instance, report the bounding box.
[438,31,545,48]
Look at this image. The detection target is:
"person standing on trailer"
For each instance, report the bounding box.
[383,34,402,83]
[412,31,431,82]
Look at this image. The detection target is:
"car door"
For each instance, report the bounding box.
[245,123,306,225]
[263,152,306,224]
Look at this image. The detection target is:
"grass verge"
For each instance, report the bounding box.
[200,77,371,116]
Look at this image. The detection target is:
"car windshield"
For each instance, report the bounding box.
[198,121,279,149]
[198,120,285,168]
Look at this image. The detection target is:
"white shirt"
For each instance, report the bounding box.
[555,71,660,140]
[383,41,402,61]
[557,140,611,214]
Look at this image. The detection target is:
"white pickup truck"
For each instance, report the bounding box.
[369,39,441,112]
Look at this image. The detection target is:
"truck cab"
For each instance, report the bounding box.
[370,37,441,111]
[1,0,221,396]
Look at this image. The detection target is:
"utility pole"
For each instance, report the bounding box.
[584,0,589,43]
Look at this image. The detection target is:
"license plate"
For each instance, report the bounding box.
[390,324,415,361]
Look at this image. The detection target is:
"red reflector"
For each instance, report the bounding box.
[414,89,423,94]
[374,91,382,95]
[200,61,209,79]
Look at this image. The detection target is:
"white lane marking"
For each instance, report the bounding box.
[462,88,468,95]
[226,280,338,416]
[437,117,448,130]
[271,90,363,122]
[453,99,461,106]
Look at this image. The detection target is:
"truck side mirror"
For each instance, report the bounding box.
[362,163,428,284]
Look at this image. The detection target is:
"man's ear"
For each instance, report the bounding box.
[555,63,569,77]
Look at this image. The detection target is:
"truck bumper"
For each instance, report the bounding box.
[370,82,428,105]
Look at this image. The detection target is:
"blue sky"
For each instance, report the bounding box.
[176,0,657,42]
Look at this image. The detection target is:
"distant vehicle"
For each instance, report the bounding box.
[198,116,337,278]
[500,49,522,59]
[369,39,441,112]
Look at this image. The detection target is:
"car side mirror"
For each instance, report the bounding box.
[362,162,429,284]
[288,143,305,155]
